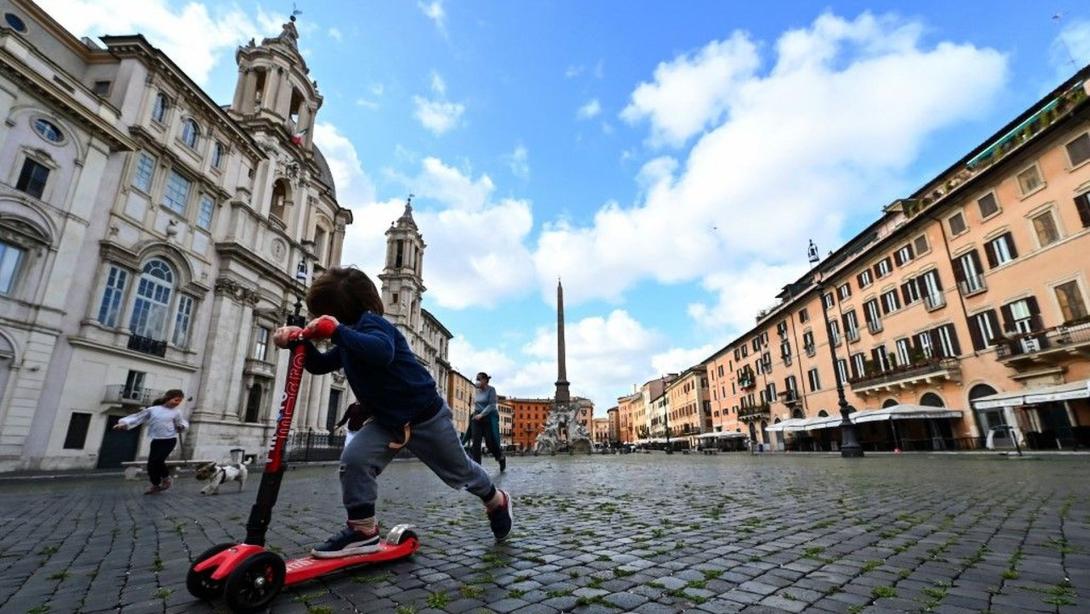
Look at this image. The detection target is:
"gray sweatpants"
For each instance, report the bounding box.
[340,402,494,519]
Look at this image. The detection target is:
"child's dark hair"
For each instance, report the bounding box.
[153,389,185,406]
[306,267,384,323]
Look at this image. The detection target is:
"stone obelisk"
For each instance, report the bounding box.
[554,279,571,403]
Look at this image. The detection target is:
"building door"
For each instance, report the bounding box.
[325,389,342,433]
[97,415,140,468]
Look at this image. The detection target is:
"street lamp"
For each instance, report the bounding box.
[289,258,308,327]
[811,241,863,458]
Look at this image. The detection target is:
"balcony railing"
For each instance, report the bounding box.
[996,320,1090,363]
[739,375,756,389]
[103,385,165,406]
[867,319,883,334]
[924,292,946,312]
[848,357,961,392]
[958,274,987,297]
[738,404,771,422]
[779,389,799,404]
[846,328,861,343]
[127,334,167,357]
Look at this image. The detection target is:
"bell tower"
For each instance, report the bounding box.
[379,196,426,332]
[230,16,321,150]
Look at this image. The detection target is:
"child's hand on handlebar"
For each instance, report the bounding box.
[272,326,303,348]
[305,315,339,339]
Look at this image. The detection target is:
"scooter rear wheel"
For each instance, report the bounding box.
[224,551,285,613]
[186,542,235,600]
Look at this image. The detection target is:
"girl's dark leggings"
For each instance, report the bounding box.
[147,438,177,486]
[470,415,504,463]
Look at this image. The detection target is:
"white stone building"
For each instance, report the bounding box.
[377,201,453,397]
[0,0,352,471]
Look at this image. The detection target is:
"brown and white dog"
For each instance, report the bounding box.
[195,459,249,495]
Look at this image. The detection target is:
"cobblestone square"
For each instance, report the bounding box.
[1,454,1089,613]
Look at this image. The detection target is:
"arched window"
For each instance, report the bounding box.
[151,93,168,123]
[181,119,200,149]
[0,332,14,404]
[791,408,804,419]
[33,118,64,143]
[270,179,288,221]
[920,392,945,407]
[817,410,829,417]
[882,398,899,408]
[129,259,174,341]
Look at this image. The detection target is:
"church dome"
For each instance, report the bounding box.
[313,145,336,199]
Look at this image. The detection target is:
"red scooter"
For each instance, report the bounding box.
[186,320,419,612]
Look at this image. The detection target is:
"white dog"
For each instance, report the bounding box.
[195,460,249,495]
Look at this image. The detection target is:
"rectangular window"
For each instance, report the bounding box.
[917,331,935,358]
[835,359,848,385]
[896,338,911,366]
[1065,133,1090,167]
[828,319,841,345]
[197,195,215,230]
[1032,210,1060,247]
[850,353,866,379]
[212,142,225,169]
[985,233,1018,268]
[780,341,792,358]
[123,370,145,399]
[901,278,921,305]
[132,153,155,192]
[63,413,92,449]
[936,324,961,358]
[843,310,859,339]
[914,234,930,256]
[838,283,851,300]
[15,158,49,199]
[97,265,128,326]
[253,327,270,361]
[1017,165,1043,195]
[882,289,901,314]
[807,368,820,392]
[1003,298,1039,334]
[802,331,815,354]
[948,211,967,235]
[1074,193,1090,228]
[977,192,999,218]
[752,337,760,352]
[152,93,167,123]
[864,299,881,330]
[162,170,191,215]
[798,308,809,323]
[0,241,25,295]
[857,269,873,289]
[921,270,944,309]
[954,249,985,295]
[875,258,892,278]
[823,292,835,309]
[172,295,193,347]
[1054,281,1088,323]
[874,344,890,371]
[894,244,914,266]
[93,80,111,95]
[969,310,1001,351]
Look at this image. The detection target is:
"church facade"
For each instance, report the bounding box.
[0,0,352,470]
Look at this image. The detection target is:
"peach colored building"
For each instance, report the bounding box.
[666,367,711,447]
[592,417,610,445]
[606,406,620,444]
[498,397,514,448]
[616,392,642,444]
[447,370,474,435]
[700,69,1090,452]
[508,397,553,451]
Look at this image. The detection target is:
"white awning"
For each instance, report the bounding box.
[792,415,845,431]
[765,418,806,432]
[972,379,1090,408]
[852,404,963,424]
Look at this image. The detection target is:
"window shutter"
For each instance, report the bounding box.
[929,329,942,356]
[1005,233,1018,259]
[969,314,985,351]
[1000,304,1015,333]
[873,263,882,278]
[881,294,891,315]
[900,283,911,304]
[1075,193,1090,228]
[894,250,904,266]
[930,270,943,291]
[969,250,984,276]
[1026,296,1043,331]
[906,244,914,259]
[856,273,865,287]
[952,256,966,284]
[984,240,998,268]
[986,310,1001,344]
[946,324,962,356]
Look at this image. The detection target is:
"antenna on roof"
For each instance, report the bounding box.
[291,3,303,22]
[1053,12,1079,69]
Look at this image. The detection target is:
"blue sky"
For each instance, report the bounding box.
[46,1,1090,414]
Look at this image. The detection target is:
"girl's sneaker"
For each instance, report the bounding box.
[160,477,172,491]
[311,525,381,558]
[487,489,513,541]
[144,485,161,495]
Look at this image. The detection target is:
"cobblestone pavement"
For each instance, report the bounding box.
[1,454,1089,613]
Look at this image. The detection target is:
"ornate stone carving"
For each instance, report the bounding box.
[214,277,260,305]
[533,402,593,455]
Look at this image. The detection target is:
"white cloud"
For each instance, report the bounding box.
[418,0,446,35]
[37,0,283,85]
[505,145,530,179]
[687,262,809,333]
[565,65,585,78]
[1052,18,1090,76]
[576,98,601,120]
[651,344,717,376]
[413,97,465,135]
[328,27,343,41]
[355,98,380,110]
[449,336,517,379]
[536,11,1008,332]
[313,122,375,205]
[429,71,447,96]
[371,83,385,96]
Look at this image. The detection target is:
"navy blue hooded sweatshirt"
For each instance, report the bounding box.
[302,312,442,430]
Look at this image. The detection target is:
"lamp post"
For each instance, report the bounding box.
[289,258,308,327]
[811,241,863,458]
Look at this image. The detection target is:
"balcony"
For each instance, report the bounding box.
[924,292,946,312]
[958,274,987,298]
[846,328,861,344]
[867,319,883,335]
[738,404,771,423]
[103,385,165,406]
[739,374,756,389]
[244,357,276,378]
[127,334,167,357]
[779,389,800,405]
[996,320,1090,368]
[848,357,962,395]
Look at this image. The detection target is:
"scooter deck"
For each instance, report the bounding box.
[284,537,420,585]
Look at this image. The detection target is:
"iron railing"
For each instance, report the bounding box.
[867,319,883,334]
[128,334,167,357]
[958,274,987,297]
[738,404,771,422]
[285,431,346,462]
[103,385,165,405]
[996,320,1090,359]
[848,357,960,389]
[924,292,947,311]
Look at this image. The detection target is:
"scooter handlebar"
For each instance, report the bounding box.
[299,316,338,341]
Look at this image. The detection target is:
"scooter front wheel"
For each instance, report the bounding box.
[224,551,285,613]
[186,542,236,600]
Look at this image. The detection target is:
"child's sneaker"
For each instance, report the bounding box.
[487,489,513,541]
[311,525,381,558]
[160,477,172,491]
[144,485,161,495]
